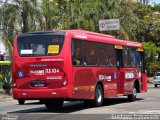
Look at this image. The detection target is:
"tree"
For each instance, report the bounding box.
[41,0,59,30]
[143,42,160,76]
[142,12,160,46]
[0,64,12,94]
[0,0,40,55]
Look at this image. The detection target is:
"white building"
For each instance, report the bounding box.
[0,37,5,54]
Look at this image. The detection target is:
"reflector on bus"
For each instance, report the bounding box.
[115,45,122,49]
[137,48,144,52]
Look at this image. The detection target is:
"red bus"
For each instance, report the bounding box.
[12,30,147,109]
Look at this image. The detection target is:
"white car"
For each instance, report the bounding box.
[154,72,160,87]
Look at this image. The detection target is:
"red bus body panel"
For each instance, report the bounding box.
[12,30,147,100]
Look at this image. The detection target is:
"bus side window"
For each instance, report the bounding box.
[140,52,146,73]
[97,43,109,66]
[123,47,130,67]
[72,39,83,66]
[82,40,96,66]
[108,44,116,67]
[71,40,74,56]
[129,47,139,67]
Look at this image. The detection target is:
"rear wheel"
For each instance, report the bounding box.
[18,99,25,105]
[155,84,158,87]
[94,84,103,107]
[128,86,137,102]
[44,99,63,110]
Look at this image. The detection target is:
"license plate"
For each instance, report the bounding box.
[31,80,46,87]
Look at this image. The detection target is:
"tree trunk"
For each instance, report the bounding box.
[21,1,29,33]
[22,11,29,33]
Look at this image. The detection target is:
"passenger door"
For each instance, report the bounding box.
[139,51,147,92]
[115,46,124,95]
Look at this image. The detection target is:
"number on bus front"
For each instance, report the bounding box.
[45,69,60,73]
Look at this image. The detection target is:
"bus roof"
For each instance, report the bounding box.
[18,31,65,37]
[0,61,11,65]
[17,29,143,48]
[64,30,143,48]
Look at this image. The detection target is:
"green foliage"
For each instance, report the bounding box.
[0,0,160,75]
[143,42,160,76]
[143,42,157,62]
[0,82,2,89]
[0,65,11,94]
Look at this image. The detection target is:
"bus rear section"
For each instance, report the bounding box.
[12,31,72,108]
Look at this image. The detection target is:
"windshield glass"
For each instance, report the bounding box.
[17,35,64,56]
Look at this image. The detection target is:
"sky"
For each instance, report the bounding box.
[149,0,160,5]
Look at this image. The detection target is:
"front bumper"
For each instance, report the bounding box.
[12,87,72,99]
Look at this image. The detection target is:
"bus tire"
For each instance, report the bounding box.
[18,99,25,105]
[128,86,137,102]
[44,99,63,110]
[155,85,157,87]
[94,84,103,107]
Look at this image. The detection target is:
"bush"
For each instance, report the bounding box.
[0,82,2,89]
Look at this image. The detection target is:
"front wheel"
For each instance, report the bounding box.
[44,99,63,110]
[155,84,158,87]
[128,87,137,102]
[18,99,25,105]
[94,84,104,107]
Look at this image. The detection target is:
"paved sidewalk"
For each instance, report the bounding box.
[0,90,12,102]
[0,97,13,102]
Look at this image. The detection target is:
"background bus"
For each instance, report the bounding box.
[12,30,147,109]
[0,60,11,91]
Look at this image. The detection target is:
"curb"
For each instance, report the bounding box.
[0,98,13,102]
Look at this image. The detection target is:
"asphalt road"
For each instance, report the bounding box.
[0,83,160,120]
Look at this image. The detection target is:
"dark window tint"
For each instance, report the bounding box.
[108,44,116,66]
[97,43,109,66]
[17,35,64,56]
[123,47,130,67]
[83,41,96,65]
[72,39,83,66]
[72,39,117,67]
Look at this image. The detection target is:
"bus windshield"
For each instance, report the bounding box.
[17,35,64,56]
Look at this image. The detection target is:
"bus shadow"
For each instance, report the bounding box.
[8,97,143,114]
